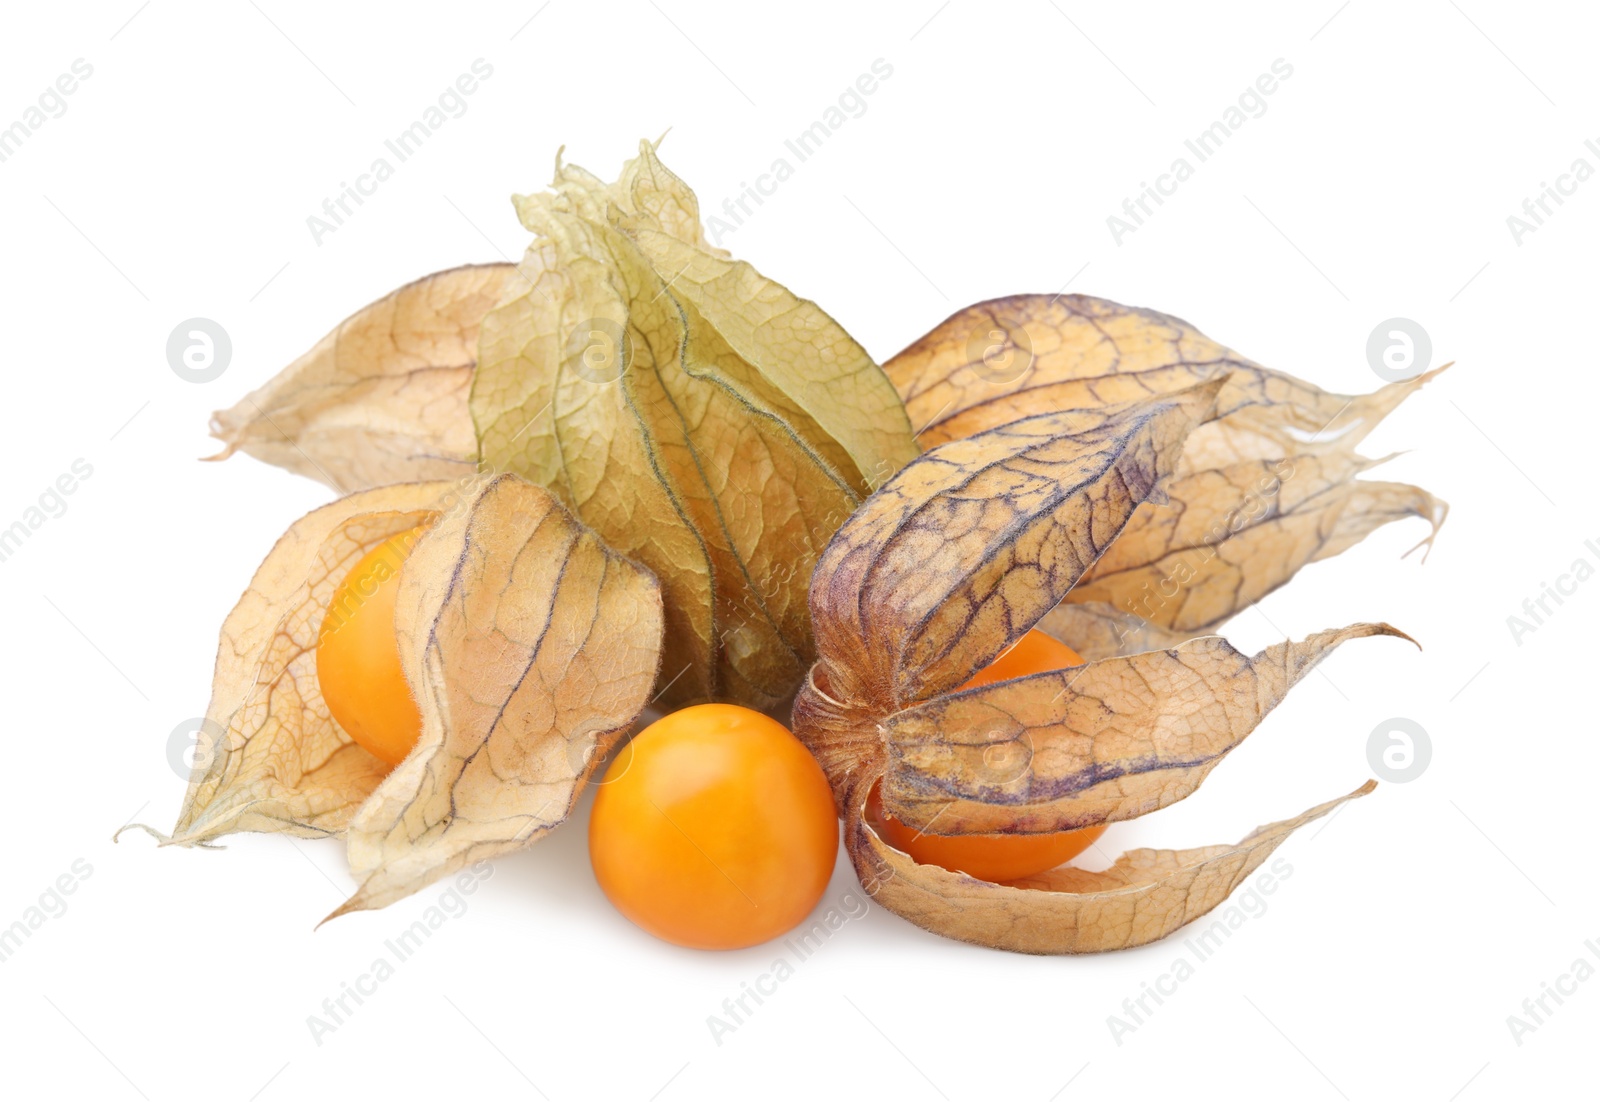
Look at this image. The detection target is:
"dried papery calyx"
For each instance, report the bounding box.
[129,475,664,917]
[795,359,1430,953]
[209,265,515,491]
[207,141,919,710]
[471,142,918,708]
[887,294,1446,654]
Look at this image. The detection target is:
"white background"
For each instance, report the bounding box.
[0,2,1592,1099]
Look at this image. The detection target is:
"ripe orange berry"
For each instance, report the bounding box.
[588,704,839,950]
[315,527,428,766]
[868,629,1107,882]
[957,627,1085,691]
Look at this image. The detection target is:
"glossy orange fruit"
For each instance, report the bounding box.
[956,627,1085,690]
[867,629,1107,882]
[588,704,839,950]
[315,527,428,766]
